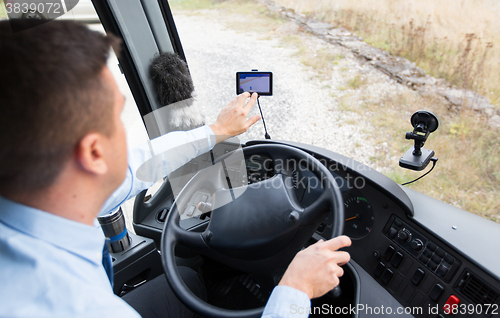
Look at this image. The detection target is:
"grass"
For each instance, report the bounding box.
[343,89,500,222]
[270,0,500,221]
[300,49,339,73]
[347,75,367,89]
[169,0,216,11]
[275,0,500,108]
[169,0,500,223]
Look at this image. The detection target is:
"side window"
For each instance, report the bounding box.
[94,0,186,139]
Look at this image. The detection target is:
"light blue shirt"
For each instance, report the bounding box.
[0,125,310,318]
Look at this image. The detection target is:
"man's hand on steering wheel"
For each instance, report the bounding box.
[279,235,352,299]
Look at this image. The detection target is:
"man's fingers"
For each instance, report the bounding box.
[240,92,251,99]
[324,235,351,252]
[246,114,262,129]
[242,93,258,112]
[237,92,251,105]
[335,266,344,278]
[334,251,351,266]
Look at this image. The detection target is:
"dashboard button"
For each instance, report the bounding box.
[431,254,441,264]
[421,276,435,294]
[384,245,395,261]
[426,242,437,252]
[427,261,438,272]
[374,262,385,278]
[423,248,432,257]
[395,219,402,227]
[411,268,425,285]
[435,248,445,258]
[419,255,429,264]
[443,295,460,314]
[389,275,402,293]
[186,205,196,217]
[429,283,444,301]
[381,268,394,285]
[397,229,412,242]
[399,258,412,276]
[388,227,398,239]
[401,285,415,303]
[391,252,404,268]
[316,223,326,232]
[157,208,169,222]
[436,263,450,278]
[410,239,424,251]
[443,255,454,265]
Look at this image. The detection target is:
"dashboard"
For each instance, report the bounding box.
[281,140,500,318]
[132,139,500,318]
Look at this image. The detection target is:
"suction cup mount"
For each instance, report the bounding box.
[399,110,439,171]
[406,111,439,156]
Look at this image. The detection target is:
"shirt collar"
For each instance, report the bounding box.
[0,196,105,265]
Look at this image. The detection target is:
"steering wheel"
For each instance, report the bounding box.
[160,143,344,318]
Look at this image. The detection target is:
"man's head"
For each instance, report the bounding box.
[0,19,124,199]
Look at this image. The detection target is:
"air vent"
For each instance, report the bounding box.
[457,271,500,311]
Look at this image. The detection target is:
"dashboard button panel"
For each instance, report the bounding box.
[385,217,462,283]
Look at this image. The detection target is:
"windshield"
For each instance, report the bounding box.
[1,0,497,224]
[166,0,499,224]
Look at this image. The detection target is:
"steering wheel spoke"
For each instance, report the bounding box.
[171,223,208,251]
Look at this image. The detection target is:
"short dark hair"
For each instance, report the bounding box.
[0,19,121,195]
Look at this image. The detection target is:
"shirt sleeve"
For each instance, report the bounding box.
[262,286,311,318]
[99,125,216,215]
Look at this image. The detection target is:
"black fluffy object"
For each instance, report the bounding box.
[149,52,194,106]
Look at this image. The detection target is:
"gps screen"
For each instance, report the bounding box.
[236,72,273,96]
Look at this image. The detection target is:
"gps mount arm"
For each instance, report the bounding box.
[399,110,439,171]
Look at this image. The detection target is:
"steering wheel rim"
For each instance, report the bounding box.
[160,143,344,318]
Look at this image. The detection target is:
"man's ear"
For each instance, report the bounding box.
[75,133,108,175]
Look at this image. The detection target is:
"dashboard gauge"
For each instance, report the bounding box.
[343,196,375,239]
